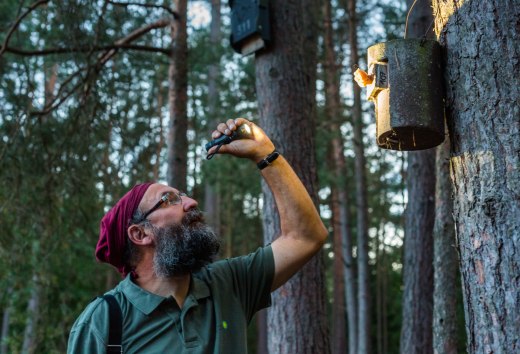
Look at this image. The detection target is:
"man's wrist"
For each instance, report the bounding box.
[257,150,280,170]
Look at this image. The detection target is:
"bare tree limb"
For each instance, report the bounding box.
[107,0,180,19]
[97,17,171,64]
[30,18,172,116]
[0,0,50,57]
[3,44,171,56]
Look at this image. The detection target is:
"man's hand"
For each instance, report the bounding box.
[208,118,275,163]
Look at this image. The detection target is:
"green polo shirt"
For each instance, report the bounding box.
[68,246,274,354]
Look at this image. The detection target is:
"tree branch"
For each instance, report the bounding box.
[97,17,171,64]
[0,0,50,57]
[107,0,179,19]
[30,18,172,116]
[3,44,171,56]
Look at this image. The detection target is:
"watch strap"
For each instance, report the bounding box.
[257,150,280,170]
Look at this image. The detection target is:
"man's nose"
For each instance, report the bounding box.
[182,196,198,211]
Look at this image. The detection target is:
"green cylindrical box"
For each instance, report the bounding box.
[366,39,445,151]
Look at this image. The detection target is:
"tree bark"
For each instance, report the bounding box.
[400,1,436,353]
[21,275,40,354]
[204,0,222,235]
[167,0,188,191]
[323,1,352,353]
[432,1,520,352]
[433,135,459,354]
[255,1,330,353]
[153,75,165,181]
[0,291,12,354]
[345,0,370,352]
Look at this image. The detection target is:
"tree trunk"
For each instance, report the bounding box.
[167,0,188,191]
[255,1,330,353]
[204,0,222,235]
[399,1,436,353]
[432,1,520,352]
[0,292,12,354]
[153,75,165,181]
[433,135,459,354]
[345,0,370,352]
[323,1,351,353]
[21,276,40,354]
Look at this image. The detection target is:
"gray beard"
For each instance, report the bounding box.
[152,210,220,278]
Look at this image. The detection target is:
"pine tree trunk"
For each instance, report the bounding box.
[433,135,459,354]
[432,1,520,352]
[400,1,436,353]
[0,292,12,354]
[21,276,40,354]
[204,0,222,234]
[167,0,188,191]
[255,1,330,353]
[323,1,351,353]
[346,0,370,352]
[153,75,165,181]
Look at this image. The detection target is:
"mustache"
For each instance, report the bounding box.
[182,209,205,226]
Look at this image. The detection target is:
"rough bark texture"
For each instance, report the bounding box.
[399,1,436,353]
[346,0,370,352]
[433,135,459,354]
[323,1,349,353]
[255,1,330,353]
[167,0,188,191]
[432,1,520,353]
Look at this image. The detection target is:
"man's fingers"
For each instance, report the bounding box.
[226,119,236,130]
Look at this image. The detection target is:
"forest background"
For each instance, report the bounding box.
[1,0,518,354]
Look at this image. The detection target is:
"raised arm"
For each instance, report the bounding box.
[207,118,328,291]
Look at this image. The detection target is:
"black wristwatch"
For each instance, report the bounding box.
[257,150,280,170]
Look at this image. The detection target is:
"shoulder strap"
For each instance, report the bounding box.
[102,294,123,354]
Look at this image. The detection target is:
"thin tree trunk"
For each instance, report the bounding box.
[376,224,383,354]
[345,0,371,352]
[255,1,330,353]
[0,291,12,354]
[323,1,351,353]
[21,275,40,354]
[204,0,222,234]
[433,135,458,354]
[167,0,188,191]
[153,76,165,181]
[381,234,389,354]
[400,1,436,353]
[432,1,520,352]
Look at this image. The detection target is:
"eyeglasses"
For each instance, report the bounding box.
[136,191,187,223]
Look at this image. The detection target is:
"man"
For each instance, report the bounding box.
[67,118,328,353]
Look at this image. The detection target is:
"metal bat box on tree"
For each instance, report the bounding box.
[354,39,445,151]
[230,0,270,56]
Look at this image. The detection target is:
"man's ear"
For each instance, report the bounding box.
[128,224,154,246]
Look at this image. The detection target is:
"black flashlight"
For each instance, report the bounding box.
[205,124,253,152]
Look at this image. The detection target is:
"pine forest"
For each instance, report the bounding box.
[0,0,518,353]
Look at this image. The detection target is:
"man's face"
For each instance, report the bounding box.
[151,209,220,278]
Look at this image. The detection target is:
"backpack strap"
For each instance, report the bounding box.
[102,294,123,354]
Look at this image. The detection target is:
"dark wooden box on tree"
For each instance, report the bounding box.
[366,39,445,151]
[230,0,270,55]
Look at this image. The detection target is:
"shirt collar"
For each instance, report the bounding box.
[119,273,211,315]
